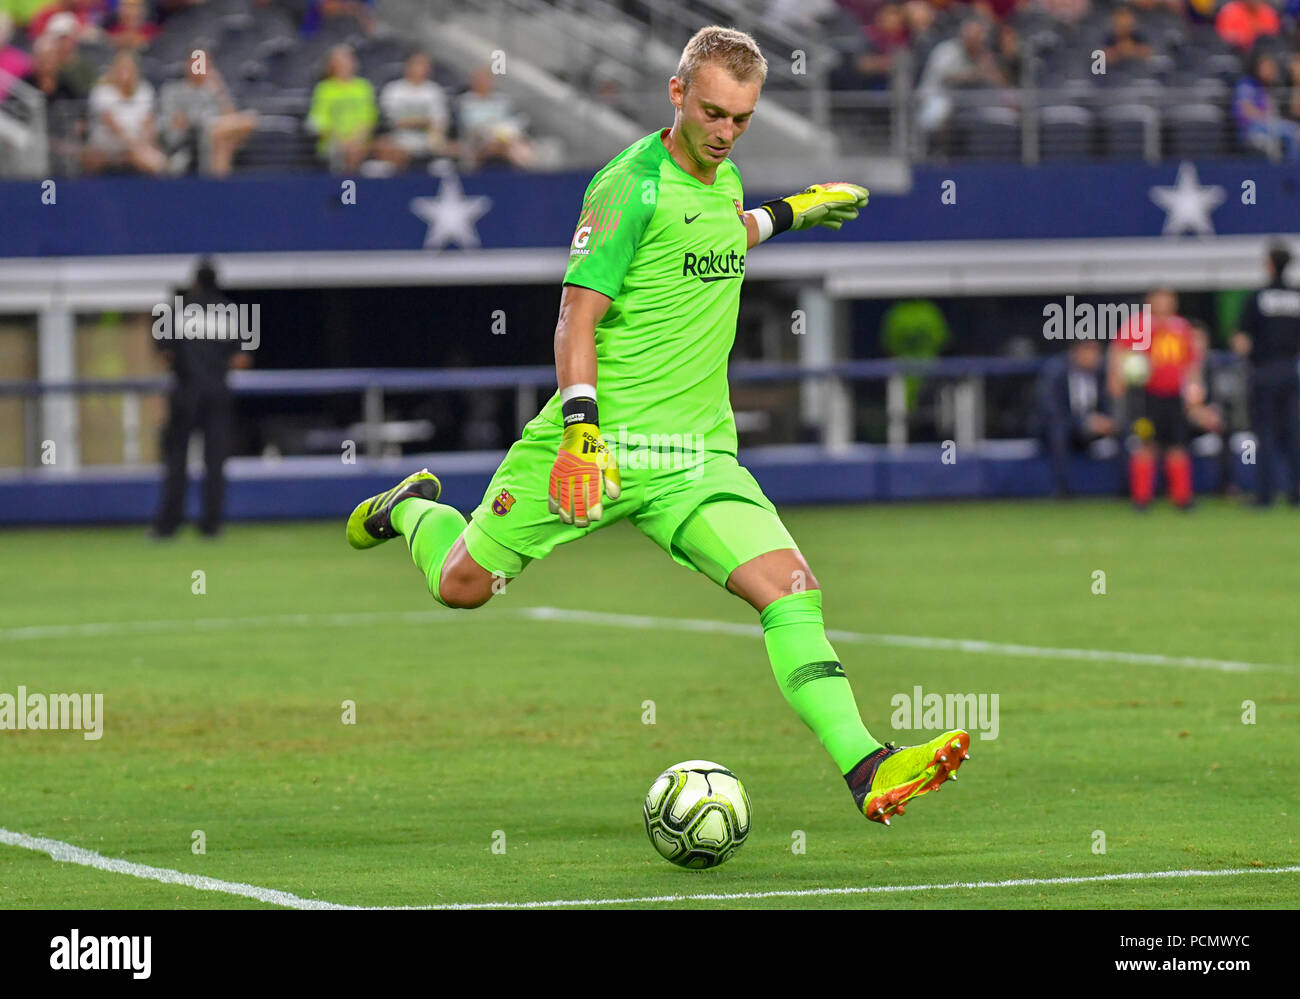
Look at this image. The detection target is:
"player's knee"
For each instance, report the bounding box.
[436,560,497,609]
[437,573,493,609]
[782,551,819,595]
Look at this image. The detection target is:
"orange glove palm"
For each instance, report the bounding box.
[548,422,621,527]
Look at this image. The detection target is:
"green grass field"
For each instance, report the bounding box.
[1,498,1297,909]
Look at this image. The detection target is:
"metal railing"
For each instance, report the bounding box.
[820,82,1286,164]
[0,357,1059,470]
[0,68,49,177]
[1,350,1249,472]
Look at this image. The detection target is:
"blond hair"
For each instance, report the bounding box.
[675,25,767,91]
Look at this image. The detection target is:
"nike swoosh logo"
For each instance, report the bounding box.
[684,212,701,224]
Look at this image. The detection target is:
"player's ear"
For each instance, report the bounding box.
[668,75,683,110]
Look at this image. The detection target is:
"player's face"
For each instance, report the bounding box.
[1149,289,1176,318]
[670,64,760,171]
[1072,341,1102,371]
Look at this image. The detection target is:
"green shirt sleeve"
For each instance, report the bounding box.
[307,80,330,135]
[563,158,659,300]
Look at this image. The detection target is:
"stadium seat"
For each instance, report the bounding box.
[233,115,318,172]
[1166,103,1226,157]
[1039,105,1095,161]
[1100,103,1158,160]
[1204,52,1243,81]
[962,106,1021,161]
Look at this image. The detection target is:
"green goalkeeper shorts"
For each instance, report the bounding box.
[464,417,796,586]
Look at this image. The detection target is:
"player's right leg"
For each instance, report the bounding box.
[345,468,528,608]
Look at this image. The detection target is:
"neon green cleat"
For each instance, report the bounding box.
[845,730,970,825]
[345,469,442,550]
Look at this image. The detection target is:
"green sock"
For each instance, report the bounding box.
[390,498,467,607]
[760,590,881,774]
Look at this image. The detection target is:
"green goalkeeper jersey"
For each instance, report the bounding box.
[533,129,748,456]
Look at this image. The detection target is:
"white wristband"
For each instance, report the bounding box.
[561,382,597,402]
[745,208,774,244]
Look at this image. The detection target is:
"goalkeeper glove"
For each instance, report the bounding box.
[548,395,621,528]
[758,182,869,235]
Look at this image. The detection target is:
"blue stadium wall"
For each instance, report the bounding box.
[1,159,1296,523]
[0,447,1269,525]
[2,160,1299,255]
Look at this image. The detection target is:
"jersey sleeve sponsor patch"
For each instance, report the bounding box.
[564,157,658,300]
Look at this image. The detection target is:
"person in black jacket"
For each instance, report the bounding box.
[151,258,251,538]
[1035,340,1116,497]
[1233,243,1300,506]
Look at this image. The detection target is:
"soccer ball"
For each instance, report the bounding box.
[642,760,751,869]
[1121,349,1151,387]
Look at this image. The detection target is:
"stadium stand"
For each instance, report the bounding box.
[2,0,1298,175]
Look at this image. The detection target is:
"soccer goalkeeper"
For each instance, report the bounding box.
[346,26,969,825]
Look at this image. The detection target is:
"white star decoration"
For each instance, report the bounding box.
[410,164,492,250]
[1148,162,1225,237]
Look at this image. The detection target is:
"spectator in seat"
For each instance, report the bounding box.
[19,33,79,101]
[301,0,376,37]
[456,64,534,169]
[307,44,377,173]
[1215,0,1281,51]
[916,18,1009,140]
[1104,6,1153,70]
[832,3,910,90]
[21,34,85,167]
[159,50,258,176]
[82,50,166,174]
[1035,340,1116,499]
[0,13,33,100]
[28,0,105,41]
[45,10,97,97]
[901,0,937,38]
[1284,52,1300,125]
[107,0,159,53]
[1032,0,1091,26]
[955,0,1024,20]
[374,51,451,171]
[996,22,1021,83]
[1234,51,1299,159]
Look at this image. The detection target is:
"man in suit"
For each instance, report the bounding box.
[152,258,250,537]
[1234,243,1300,506]
[1035,340,1115,497]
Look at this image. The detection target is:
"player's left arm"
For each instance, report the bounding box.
[1182,323,1210,409]
[743,183,869,250]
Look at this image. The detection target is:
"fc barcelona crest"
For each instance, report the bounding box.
[492,489,516,516]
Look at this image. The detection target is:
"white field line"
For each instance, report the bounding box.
[0,610,447,642]
[415,865,1300,910]
[2,827,1296,910]
[522,607,1296,675]
[0,605,1292,674]
[0,828,348,910]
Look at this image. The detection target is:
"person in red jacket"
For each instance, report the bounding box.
[1108,288,1211,509]
[1215,0,1281,51]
